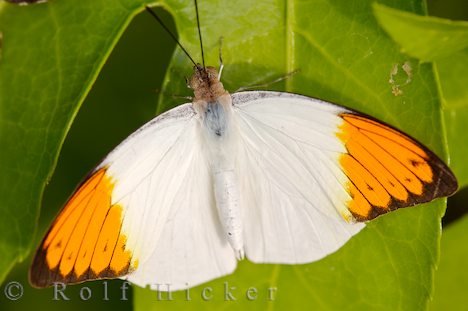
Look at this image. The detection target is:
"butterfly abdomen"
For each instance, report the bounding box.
[213,169,244,259]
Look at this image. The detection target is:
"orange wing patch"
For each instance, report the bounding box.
[30,168,137,288]
[337,113,457,221]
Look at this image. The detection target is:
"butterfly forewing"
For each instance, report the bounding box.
[31,104,237,290]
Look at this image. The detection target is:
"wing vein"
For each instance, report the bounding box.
[55,188,97,276]
[112,121,195,203]
[239,118,327,252]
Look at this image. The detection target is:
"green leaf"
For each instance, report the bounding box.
[134,0,449,309]
[0,0,154,284]
[373,4,468,187]
[373,3,468,62]
[369,4,468,309]
[431,213,468,310]
[0,8,172,311]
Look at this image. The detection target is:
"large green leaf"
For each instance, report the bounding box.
[0,0,156,284]
[134,0,449,309]
[0,7,174,311]
[0,0,453,310]
[373,5,468,309]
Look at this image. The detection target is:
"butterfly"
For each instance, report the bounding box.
[29,5,457,291]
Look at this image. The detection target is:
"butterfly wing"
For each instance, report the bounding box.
[233,91,457,264]
[30,104,236,290]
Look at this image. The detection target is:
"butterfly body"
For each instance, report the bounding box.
[193,67,245,258]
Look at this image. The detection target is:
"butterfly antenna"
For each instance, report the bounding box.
[194,0,206,69]
[145,6,197,67]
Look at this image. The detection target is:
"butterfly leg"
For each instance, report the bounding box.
[235,69,300,92]
[218,36,224,80]
[151,87,192,102]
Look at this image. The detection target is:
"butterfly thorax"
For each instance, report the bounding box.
[190,64,233,139]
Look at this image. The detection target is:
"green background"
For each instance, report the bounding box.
[0,0,467,310]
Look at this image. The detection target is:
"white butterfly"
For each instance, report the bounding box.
[30,64,456,291]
